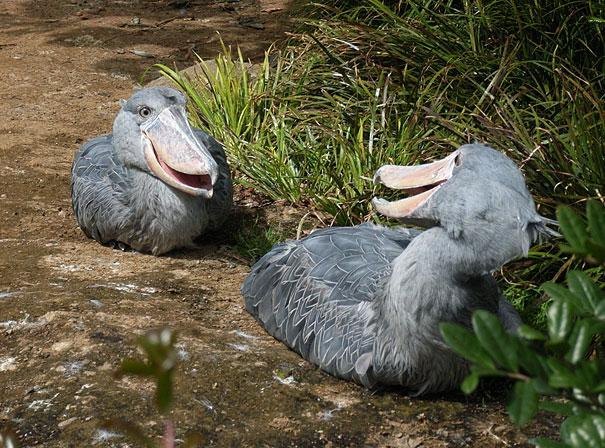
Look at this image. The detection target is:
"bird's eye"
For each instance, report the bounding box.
[139,106,152,118]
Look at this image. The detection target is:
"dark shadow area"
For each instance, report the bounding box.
[9,0,297,81]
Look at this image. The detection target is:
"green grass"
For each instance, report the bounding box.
[156,0,604,325]
[158,0,604,220]
[234,219,289,261]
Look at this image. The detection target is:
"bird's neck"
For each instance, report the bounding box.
[372,227,501,386]
[379,227,488,323]
[127,170,172,206]
[126,169,208,227]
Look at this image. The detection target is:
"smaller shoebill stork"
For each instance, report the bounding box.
[71,87,232,255]
[242,144,555,393]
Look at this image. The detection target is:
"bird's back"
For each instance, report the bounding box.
[242,223,419,385]
[71,135,131,244]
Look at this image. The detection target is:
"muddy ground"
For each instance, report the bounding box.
[0,1,559,447]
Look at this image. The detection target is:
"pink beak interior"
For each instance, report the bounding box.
[372,151,459,218]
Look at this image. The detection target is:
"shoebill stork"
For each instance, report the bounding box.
[71,87,232,255]
[242,144,554,393]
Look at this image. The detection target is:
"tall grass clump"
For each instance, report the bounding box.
[159,0,604,221]
[158,0,604,323]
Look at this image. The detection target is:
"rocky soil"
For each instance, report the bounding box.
[0,1,558,446]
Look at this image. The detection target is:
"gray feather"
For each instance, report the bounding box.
[71,87,232,255]
[242,144,541,393]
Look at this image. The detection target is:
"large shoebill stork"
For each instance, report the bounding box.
[71,87,232,255]
[242,144,555,393]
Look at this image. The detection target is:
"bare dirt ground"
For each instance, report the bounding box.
[0,1,559,446]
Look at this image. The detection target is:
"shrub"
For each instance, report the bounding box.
[441,200,605,447]
[159,0,604,224]
[103,329,202,448]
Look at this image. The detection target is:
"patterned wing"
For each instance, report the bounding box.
[70,135,131,243]
[242,223,419,384]
[193,130,233,229]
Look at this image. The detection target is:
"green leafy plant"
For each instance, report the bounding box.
[159,0,604,226]
[157,1,603,323]
[103,328,202,448]
[441,200,605,447]
[234,220,289,262]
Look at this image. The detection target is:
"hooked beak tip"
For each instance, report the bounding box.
[372,197,387,208]
[372,170,383,185]
[372,197,391,215]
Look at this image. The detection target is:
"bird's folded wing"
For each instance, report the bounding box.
[242,223,419,382]
[71,135,131,242]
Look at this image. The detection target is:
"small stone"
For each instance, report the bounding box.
[98,362,112,371]
[58,417,77,429]
[89,299,103,308]
[130,49,154,58]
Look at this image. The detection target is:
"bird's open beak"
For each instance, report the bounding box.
[372,151,459,218]
[141,106,218,197]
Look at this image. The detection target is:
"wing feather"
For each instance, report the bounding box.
[242,223,420,383]
[71,135,131,243]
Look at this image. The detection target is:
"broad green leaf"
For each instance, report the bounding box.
[594,301,605,320]
[566,319,605,364]
[586,200,605,247]
[547,359,581,389]
[531,378,556,395]
[539,400,575,416]
[439,322,495,368]
[547,300,574,344]
[566,320,592,364]
[542,282,586,313]
[507,380,538,426]
[573,360,602,391]
[461,370,480,394]
[517,343,548,377]
[531,437,569,448]
[472,311,518,371]
[137,329,177,373]
[557,206,588,254]
[567,271,603,313]
[139,339,164,366]
[517,324,546,341]
[585,241,605,263]
[561,414,605,448]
